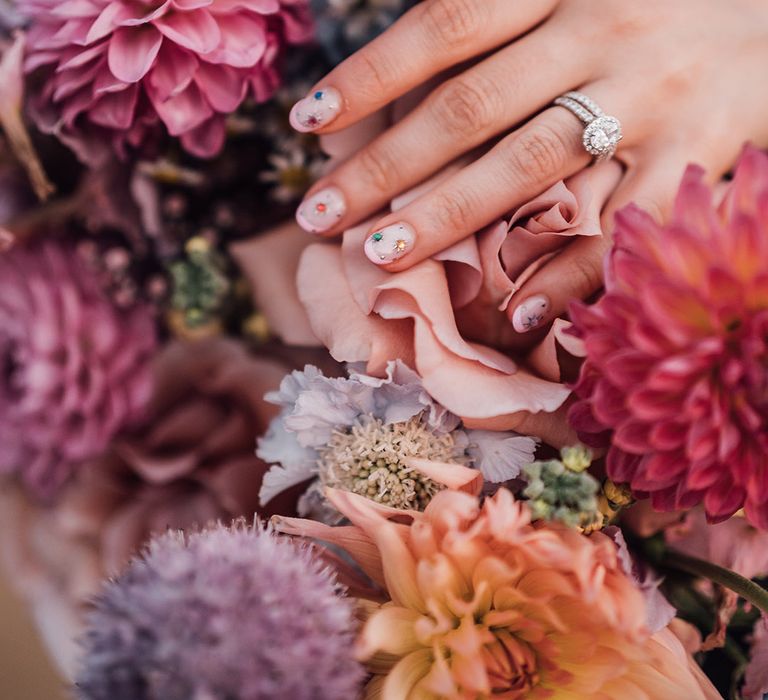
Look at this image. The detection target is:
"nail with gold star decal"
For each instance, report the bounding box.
[296,187,346,233]
[364,223,415,265]
[289,87,342,133]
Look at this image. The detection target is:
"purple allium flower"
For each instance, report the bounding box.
[75,521,364,700]
[258,361,538,513]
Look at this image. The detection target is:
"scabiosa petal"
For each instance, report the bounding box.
[75,522,365,700]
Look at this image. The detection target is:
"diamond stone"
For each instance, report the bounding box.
[583,116,622,160]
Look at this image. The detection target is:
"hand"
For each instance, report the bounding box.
[290,0,768,331]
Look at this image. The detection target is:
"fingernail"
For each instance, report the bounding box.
[364,223,415,265]
[289,87,342,132]
[512,294,550,333]
[296,187,346,233]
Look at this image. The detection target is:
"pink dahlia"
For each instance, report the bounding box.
[570,147,768,527]
[20,0,313,160]
[0,242,157,499]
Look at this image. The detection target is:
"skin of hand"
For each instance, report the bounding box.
[290,0,768,334]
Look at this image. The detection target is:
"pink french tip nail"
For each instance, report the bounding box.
[289,87,342,133]
[296,187,346,234]
[364,223,416,265]
[512,294,550,333]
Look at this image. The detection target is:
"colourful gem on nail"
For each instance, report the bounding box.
[315,202,327,213]
[314,91,324,100]
[372,232,383,241]
[395,239,407,251]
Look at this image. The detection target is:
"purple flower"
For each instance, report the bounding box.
[0,242,156,499]
[258,361,538,513]
[76,521,364,700]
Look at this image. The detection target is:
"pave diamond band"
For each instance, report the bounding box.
[554,91,622,162]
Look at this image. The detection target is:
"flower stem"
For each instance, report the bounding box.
[663,548,768,615]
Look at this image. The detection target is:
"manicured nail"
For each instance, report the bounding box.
[289,87,342,132]
[512,294,550,333]
[296,187,346,233]
[364,223,415,265]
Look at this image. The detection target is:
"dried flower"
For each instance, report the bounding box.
[570,147,768,528]
[76,522,365,700]
[20,0,314,162]
[0,242,156,499]
[278,488,719,698]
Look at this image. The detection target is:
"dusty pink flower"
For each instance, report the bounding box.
[569,147,768,528]
[744,618,768,700]
[278,488,720,699]
[292,156,616,444]
[0,242,156,499]
[20,0,314,161]
[0,338,292,679]
[665,509,768,580]
[55,338,292,576]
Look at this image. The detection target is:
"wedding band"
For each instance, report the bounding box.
[554,91,622,162]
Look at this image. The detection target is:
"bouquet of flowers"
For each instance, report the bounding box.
[0,1,767,699]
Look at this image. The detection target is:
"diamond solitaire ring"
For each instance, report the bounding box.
[553,91,623,162]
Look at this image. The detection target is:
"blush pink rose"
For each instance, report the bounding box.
[293,160,619,444]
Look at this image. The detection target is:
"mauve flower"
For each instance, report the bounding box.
[0,242,156,499]
[76,522,365,700]
[258,361,537,513]
[278,487,721,699]
[0,338,293,678]
[569,147,768,528]
[744,618,768,700]
[665,509,768,580]
[20,0,314,162]
[56,337,292,577]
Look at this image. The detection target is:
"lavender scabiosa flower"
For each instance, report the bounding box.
[76,522,364,700]
[258,361,538,516]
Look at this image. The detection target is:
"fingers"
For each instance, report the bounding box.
[508,235,610,335]
[361,108,591,269]
[506,152,704,337]
[288,0,559,134]
[296,28,593,235]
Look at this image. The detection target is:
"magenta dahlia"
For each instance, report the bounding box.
[0,242,157,500]
[20,0,313,161]
[570,147,768,528]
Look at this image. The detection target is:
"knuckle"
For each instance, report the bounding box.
[505,123,570,182]
[421,0,486,48]
[570,253,603,295]
[356,144,400,195]
[431,189,476,232]
[352,49,400,100]
[430,74,503,136]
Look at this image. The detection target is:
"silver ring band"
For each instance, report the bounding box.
[554,91,622,162]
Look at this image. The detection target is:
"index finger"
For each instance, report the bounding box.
[289,0,558,133]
